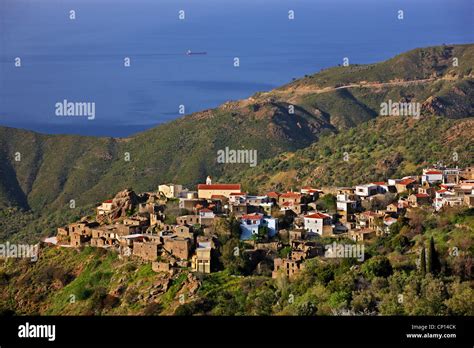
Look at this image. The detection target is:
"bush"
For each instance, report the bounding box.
[76,286,93,300]
[362,256,393,279]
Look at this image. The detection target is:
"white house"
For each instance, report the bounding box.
[370,182,396,194]
[421,169,443,185]
[97,200,113,215]
[199,208,215,219]
[336,193,358,213]
[240,213,278,240]
[355,184,378,198]
[246,195,269,206]
[303,212,332,236]
[388,179,400,186]
[229,192,247,204]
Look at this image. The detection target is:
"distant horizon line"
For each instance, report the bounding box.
[1,41,473,138]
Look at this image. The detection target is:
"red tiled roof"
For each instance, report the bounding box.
[198,184,241,190]
[210,194,227,199]
[415,193,430,198]
[363,211,380,217]
[199,208,213,213]
[280,192,301,198]
[229,192,245,196]
[437,189,447,193]
[371,182,386,186]
[425,170,442,175]
[241,213,263,220]
[399,178,416,185]
[267,191,280,198]
[304,212,330,219]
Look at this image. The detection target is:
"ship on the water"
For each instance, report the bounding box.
[186,50,207,55]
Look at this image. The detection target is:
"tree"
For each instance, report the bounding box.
[427,237,440,274]
[220,238,249,275]
[419,247,426,276]
[445,281,474,315]
[316,194,337,213]
[229,216,241,239]
[361,256,393,279]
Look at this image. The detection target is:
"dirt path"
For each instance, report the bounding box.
[264,76,453,97]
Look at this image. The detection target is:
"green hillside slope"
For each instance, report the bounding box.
[227,116,474,192]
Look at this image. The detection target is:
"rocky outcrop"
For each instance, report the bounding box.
[97,189,140,223]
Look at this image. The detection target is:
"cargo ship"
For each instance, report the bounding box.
[186,50,207,56]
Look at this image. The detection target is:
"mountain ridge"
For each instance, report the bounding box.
[1,43,473,242]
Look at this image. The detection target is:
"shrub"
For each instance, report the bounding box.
[362,256,393,279]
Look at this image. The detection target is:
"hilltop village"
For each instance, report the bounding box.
[53,165,474,279]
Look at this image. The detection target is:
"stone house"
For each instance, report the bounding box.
[230,203,248,217]
[176,215,200,226]
[163,237,191,260]
[289,229,306,241]
[57,227,70,243]
[418,185,436,198]
[266,191,280,204]
[152,261,172,273]
[70,232,90,247]
[174,225,195,242]
[464,194,474,208]
[461,166,474,180]
[179,198,207,211]
[279,192,302,206]
[395,178,418,193]
[255,241,281,251]
[133,241,159,261]
[123,216,149,228]
[290,240,322,260]
[386,203,399,213]
[272,258,304,279]
[407,193,431,207]
[349,228,376,242]
[356,211,383,230]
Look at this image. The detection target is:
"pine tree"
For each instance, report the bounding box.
[427,236,439,274]
[420,246,426,276]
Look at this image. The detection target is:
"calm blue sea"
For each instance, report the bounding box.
[0,0,472,136]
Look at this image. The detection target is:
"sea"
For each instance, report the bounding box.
[0,0,472,137]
